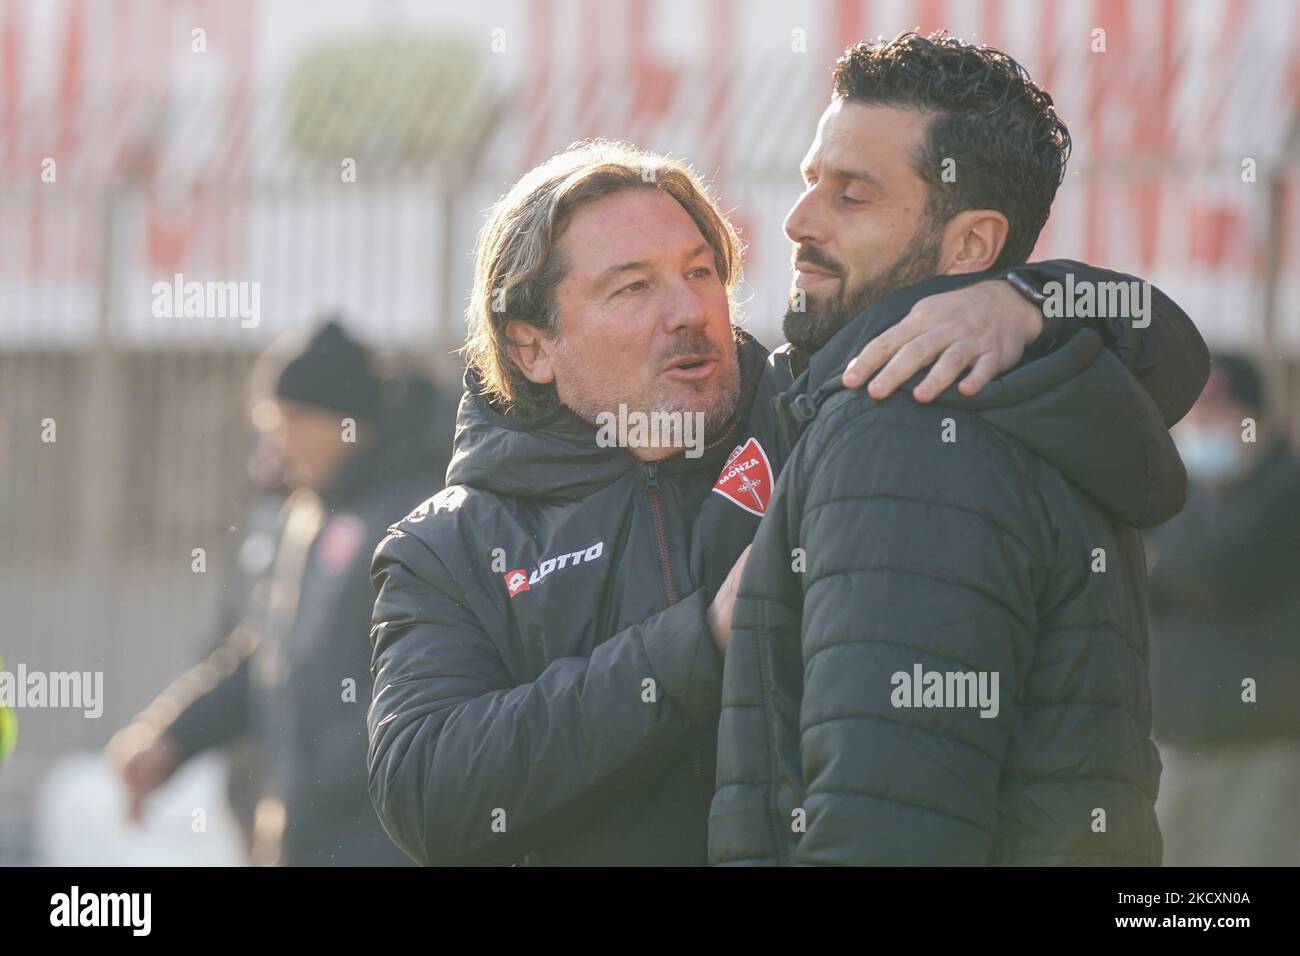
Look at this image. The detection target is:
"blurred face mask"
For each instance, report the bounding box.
[1175,425,1248,485]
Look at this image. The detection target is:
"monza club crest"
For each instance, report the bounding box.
[712,437,773,516]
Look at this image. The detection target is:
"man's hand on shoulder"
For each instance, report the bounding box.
[842,276,1042,402]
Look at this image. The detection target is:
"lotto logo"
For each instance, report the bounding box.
[501,541,605,598]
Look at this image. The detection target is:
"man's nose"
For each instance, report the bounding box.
[662,275,709,335]
[784,186,825,247]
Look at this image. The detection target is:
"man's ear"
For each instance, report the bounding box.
[503,319,557,385]
[938,208,1010,275]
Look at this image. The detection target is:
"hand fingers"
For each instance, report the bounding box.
[913,342,978,402]
[126,789,145,824]
[842,304,949,387]
[867,327,954,400]
[842,326,902,388]
[121,757,143,786]
[958,351,1003,396]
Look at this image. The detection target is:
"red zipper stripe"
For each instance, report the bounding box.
[647,486,678,604]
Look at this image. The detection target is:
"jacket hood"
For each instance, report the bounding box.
[446,328,772,500]
[777,271,1187,528]
[324,369,451,507]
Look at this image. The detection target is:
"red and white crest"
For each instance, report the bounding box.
[504,568,531,597]
[712,437,773,516]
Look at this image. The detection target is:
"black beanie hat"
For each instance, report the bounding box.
[275,319,382,421]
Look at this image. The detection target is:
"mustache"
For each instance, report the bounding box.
[792,244,845,276]
[659,332,720,364]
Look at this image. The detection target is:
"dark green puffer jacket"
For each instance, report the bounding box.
[709,272,1196,867]
[366,331,780,866]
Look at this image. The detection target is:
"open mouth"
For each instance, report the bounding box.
[665,357,717,381]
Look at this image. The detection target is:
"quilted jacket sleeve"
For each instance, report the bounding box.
[1024,259,1209,427]
[791,404,1048,865]
[367,526,722,866]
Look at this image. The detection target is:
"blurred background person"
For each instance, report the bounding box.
[108,319,449,865]
[216,383,295,855]
[153,352,293,859]
[1147,353,1300,866]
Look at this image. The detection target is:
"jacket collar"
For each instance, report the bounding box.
[773,269,1188,529]
[775,270,1000,448]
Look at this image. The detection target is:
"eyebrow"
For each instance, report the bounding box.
[596,242,712,283]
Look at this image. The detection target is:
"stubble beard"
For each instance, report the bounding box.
[783,224,946,355]
[560,333,744,445]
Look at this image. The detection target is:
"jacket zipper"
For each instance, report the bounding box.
[645,464,678,604]
[644,468,707,796]
[646,465,708,795]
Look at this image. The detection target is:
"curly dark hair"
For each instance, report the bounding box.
[832,31,1071,268]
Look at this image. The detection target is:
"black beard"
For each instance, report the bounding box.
[783,227,945,355]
